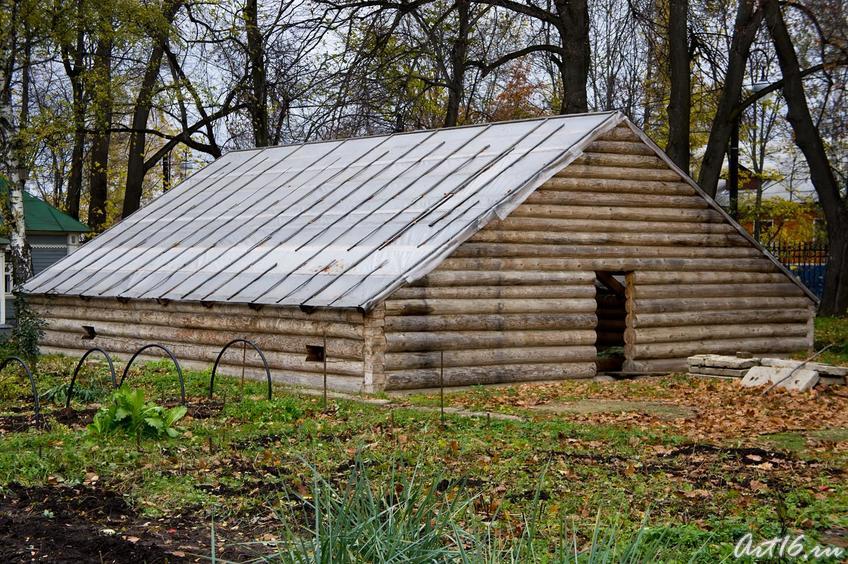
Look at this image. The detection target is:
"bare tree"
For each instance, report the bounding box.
[763,0,847,314]
[666,0,690,172]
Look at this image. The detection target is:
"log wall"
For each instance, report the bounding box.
[28,295,373,393]
[382,124,815,388]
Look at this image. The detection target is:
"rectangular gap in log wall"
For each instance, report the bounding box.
[595,271,628,373]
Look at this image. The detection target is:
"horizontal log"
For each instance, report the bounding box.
[384,346,596,370]
[409,270,595,287]
[385,363,596,390]
[542,177,696,196]
[385,330,597,352]
[623,358,688,373]
[598,126,641,142]
[38,304,364,340]
[627,323,809,345]
[390,285,595,300]
[527,190,708,210]
[586,140,657,155]
[384,313,598,332]
[632,337,810,360]
[556,164,681,182]
[384,298,597,316]
[27,295,364,323]
[472,230,746,248]
[41,331,365,376]
[44,317,364,359]
[41,346,368,394]
[39,305,363,340]
[572,152,667,169]
[440,257,780,273]
[633,283,804,299]
[633,271,792,285]
[512,204,725,223]
[632,308,813,328]
[630,296,813,314]
[493,217,736,235]
[452,243,761,260]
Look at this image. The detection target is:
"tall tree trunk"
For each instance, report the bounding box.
[666,0,690,173]
[697,0,763,198]
[555,0,590,114]
[63,19,86,220]
[87,38,112,231]
[0,0,32,285]
[763,0,847,315]
[123,1,181,218]
[245,0,269,147]
[445,0,470,127]
[123,49,162,218]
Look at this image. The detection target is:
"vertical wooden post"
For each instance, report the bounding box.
[623,272,636,372]
[439,351,445,425]
[322,331,327,411]
[240,339,246,399]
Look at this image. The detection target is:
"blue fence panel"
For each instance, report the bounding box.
[767,243,828,300]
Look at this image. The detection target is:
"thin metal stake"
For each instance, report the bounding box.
[322,331,328,411]
[240,340,247,400]
[440,351,445,425]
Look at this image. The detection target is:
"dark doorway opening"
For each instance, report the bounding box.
[595,272,627,373]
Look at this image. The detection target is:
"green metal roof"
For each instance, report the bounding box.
[1,177,89,233]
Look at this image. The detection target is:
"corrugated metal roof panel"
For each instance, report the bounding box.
[24,112,623,309]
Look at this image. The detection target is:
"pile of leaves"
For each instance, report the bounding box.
[439,376,848,444]
[88,388,186,444]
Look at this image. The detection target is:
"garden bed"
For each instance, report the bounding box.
[0,343,846,561]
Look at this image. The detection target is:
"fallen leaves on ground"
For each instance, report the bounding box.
[445,376,848,443]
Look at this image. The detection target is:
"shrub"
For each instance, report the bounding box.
[88,388,187,446]
[0,294,46,361]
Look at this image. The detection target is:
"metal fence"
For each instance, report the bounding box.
[766,242,829,298]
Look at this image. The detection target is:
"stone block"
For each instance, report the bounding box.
[740,366,819,391]
[687,354,759,370]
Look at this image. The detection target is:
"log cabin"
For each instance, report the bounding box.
[23,111,817,392]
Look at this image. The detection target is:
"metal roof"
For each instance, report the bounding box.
[25,112,622,310]
[0,179,90,233]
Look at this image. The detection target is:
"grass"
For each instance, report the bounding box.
[812,316,848,366]
[0,321,846,560]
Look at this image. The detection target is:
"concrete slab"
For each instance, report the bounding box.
[740,366,819,391]
[782,369,819,392]
[760,358,848,378]
[741,366,777,388]
[687,366,749,378]
[687,354,760,370]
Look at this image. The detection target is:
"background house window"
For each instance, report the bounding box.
[67,233,80,252]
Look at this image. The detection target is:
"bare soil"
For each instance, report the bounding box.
[0,483,273,563]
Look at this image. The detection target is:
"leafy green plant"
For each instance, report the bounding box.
[88,388,187,446]
[41,383,108,405]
